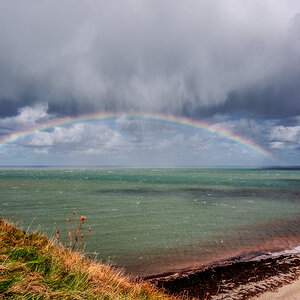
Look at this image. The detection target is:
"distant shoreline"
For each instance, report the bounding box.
[1,165,300,169]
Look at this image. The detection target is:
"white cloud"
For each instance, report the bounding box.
[22,119,133,156]
[270,125,300,142]
[0,104,49,133]
[270,142,287,150]
[34,148,49,154]
[27,124,87,147]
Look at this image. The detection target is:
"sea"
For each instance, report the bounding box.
[0,168,300,276]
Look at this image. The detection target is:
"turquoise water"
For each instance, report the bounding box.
[1,168,300,275]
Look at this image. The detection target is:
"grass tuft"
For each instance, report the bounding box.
[0,217,178,299]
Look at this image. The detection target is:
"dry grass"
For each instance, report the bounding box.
[0,218,178,299]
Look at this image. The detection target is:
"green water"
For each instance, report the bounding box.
[1,168,300,275]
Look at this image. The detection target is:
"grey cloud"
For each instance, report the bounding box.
[0,1,300,122]
[115,117,187,144]
[214,118,266,141]
[212,67,300,120]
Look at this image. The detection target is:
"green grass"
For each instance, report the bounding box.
[0,218,176,299]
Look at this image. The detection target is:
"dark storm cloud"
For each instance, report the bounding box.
[0,1,300,121]
[211,72,300,120]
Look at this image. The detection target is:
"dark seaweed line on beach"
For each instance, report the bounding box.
[147,253,300,299]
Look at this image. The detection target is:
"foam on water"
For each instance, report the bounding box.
[0,168,300,275]
[282,246,300,255]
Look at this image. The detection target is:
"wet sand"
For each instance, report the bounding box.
[147,251,300,299]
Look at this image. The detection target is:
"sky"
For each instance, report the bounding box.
[0,0,300,167]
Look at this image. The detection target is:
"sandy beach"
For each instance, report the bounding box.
[148,252,300,299]
[253,279,300,300]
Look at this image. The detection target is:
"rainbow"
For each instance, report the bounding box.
[0,112,276,161]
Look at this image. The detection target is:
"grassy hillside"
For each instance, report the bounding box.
[0,218,176,299]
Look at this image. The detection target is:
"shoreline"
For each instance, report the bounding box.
[128,232,300,277]
[146,248,300,299]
